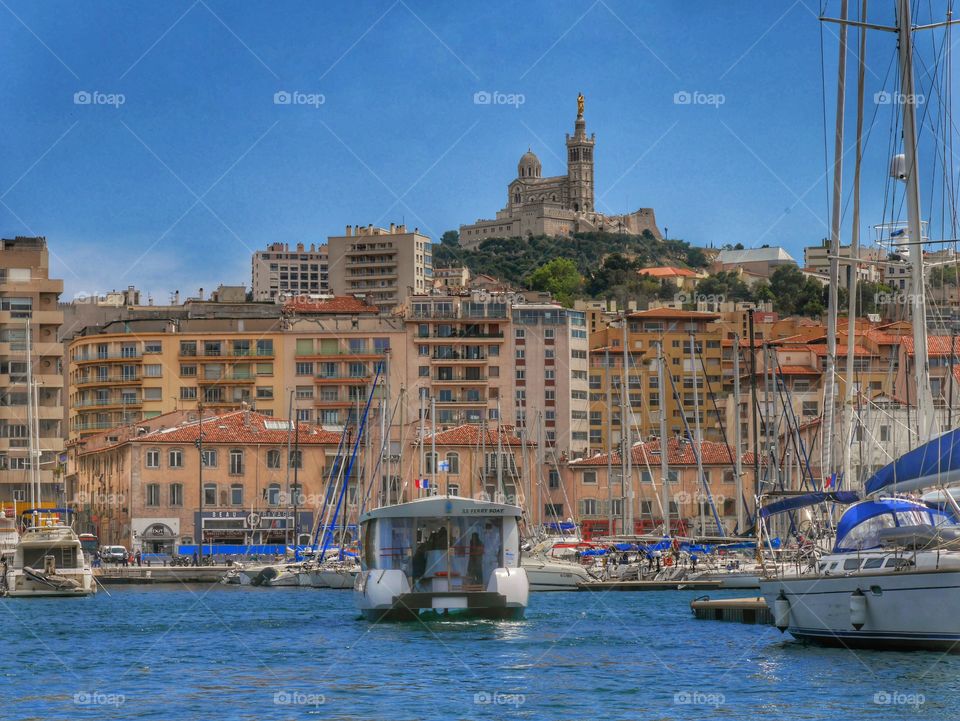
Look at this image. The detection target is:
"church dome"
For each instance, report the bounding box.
[518,149,541,178]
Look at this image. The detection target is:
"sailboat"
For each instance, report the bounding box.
[4,322,94,597]
[759,0,960,650]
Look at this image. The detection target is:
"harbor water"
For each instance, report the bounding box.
[2,585,956,720]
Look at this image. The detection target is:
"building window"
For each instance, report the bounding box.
[583,470,597,484]
[256,386,274,399]
[203,483,217,506]
[144,364,162,377]
[201,449,217,468]
[229,449,244,475]
[267,449,281,469]
[289,450,302,469]
[267,483,281,505]
[170,483,183,507]
[145,449,160,468]
[548,470,560,489]
[230,483,244,506]
[446,452,460,475]
[168,449,183,468]
[295,362,314,376]
[180,387,197,400]
[146,483,160,506]
[580,498,598,516]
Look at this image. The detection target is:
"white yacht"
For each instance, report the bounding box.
[521,539,592,591]
[4,523,96,597]
[761,495,960,650]
[355,496,529,621]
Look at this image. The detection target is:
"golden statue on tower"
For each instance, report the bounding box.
[577,92,584,117]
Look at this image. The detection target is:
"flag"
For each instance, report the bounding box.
[415,479,430,489]
[824,472,836,489]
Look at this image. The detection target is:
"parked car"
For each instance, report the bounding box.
[100,545,128,564]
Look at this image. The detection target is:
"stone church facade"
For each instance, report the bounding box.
[459,96,662,248]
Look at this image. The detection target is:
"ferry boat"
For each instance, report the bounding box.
[4,522,96,597]
[354,496,529,621]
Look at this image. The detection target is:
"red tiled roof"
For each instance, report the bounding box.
[776,365,821,375]
[901,335,960,356]
[421,424,526,447]
[638,266,699,278]
[806,344,874,357]
[626,308,721,320]
[571,437,739,467]
[284,296,380,314]
[136,411,342,446]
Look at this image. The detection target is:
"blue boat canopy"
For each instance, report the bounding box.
[834,498,956,552]
[760,491,860,519]
[864,427,960,495]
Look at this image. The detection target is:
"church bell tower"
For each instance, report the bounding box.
[566,93,595,213]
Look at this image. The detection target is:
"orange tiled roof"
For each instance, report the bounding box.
[136,411,342,446]
[638,266,699,278]
[571,437,739,467]
[626,308,721,320]
[776,365,821,375]
[901,335,960,356]
[806,344,874,357]
[422,424,526,447]
[284,295,380,314]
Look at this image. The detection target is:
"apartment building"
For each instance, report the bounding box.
[251,242,329,301]
[67,317,285,438]
[587,308,725,454]
[0,236,64,506]
[69,409,343,550]
[328,224,432,310]
[512,303,590,459]
[803,240,883,288]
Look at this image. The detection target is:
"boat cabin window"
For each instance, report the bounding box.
[367,514,505,590]
[885,557,913,569]
[843,558,862,571]
[22,546,79,569]
[837,514,897,551]
[862,558,884,569]
[895,510,931,527]
[829,562,839,570]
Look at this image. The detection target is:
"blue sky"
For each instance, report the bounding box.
[1,1,955,300]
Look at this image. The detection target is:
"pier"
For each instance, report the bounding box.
[690,596,773,625]
[94,566,229,585]
[579,579,724,592]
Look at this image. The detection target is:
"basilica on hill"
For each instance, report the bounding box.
[458,94,662,249]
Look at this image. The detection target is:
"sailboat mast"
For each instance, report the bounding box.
[896,0,938,443]
[733,333,744,532]
[24,319,36,521]
[657,341,669,537]
[622,317,633,533]
[824,0,849,483]
[606,348,613,534]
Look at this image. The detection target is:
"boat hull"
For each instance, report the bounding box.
[521,557,590,591]
[761,569,960,652]
[5,570,96,597]
[355,567,529,621]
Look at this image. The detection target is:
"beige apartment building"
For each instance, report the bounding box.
[251,242,329,302]
[69,409,344,550]
[0,236,64,507]
[328,224,432,310]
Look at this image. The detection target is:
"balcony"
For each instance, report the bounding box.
[434,393,487,405]
[179,348,274,359]
[416,331,504,341]
[432,374,487,385]
[431,351,487,362]
[197,373,256,384]
[73,351,142,363]
[74,374,141,388]
[74,397,142,409]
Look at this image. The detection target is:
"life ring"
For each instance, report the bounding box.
[665,556,673,567]
[246,513,260,528]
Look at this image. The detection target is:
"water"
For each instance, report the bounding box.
[0,586,956,720]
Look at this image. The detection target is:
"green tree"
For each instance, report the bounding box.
[768,265,828,317]
[695,271,753,303]
[440,230,459,247]
[527,258,583,306]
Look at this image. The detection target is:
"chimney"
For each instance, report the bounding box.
[413,227,418,235]
[389,223,395,233]
[198,287,204,301]
[174,290,180,305]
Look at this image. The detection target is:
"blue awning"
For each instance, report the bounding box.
[759,491,860,519]
[865,427,960,494]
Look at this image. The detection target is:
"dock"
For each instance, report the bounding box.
[690,596,772,625]
[94,566,229,585]
[578,579,724,591]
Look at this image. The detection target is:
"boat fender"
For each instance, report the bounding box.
[774,590,790,632]
[665,557,673,567]
[850,588,867,630]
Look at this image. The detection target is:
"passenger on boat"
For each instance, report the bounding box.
[468,533,483,584]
